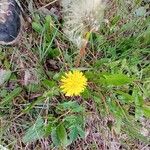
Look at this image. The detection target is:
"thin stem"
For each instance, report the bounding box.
[75,31,91,67]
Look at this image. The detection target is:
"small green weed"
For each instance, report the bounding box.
[0,0,150,149]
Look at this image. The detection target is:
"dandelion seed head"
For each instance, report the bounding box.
[61,0,105,47]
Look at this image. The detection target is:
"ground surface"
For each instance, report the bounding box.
[0,0,150,149]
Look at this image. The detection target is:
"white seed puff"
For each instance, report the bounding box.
[61,0,105,48]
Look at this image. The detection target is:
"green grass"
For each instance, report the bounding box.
[0,0,150,149]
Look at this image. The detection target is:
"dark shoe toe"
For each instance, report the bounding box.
[0,0,22,45]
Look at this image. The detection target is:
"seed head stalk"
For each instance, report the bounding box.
[75,31,91,67]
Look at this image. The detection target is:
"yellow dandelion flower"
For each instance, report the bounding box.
[60,70,87,96]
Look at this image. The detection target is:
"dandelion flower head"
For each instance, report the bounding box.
[60,70,87,96]
[61,0,105,47]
